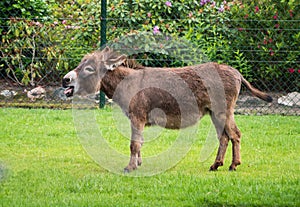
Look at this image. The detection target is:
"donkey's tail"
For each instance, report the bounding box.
[241,76,273,102]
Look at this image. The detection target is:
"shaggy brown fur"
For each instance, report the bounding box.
[63,47,272,172]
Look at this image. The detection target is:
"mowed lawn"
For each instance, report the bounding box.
[0,108,299,206]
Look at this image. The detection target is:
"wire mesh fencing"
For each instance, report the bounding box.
[0,0,299,115]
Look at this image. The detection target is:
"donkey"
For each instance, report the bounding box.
[62,47,272,172]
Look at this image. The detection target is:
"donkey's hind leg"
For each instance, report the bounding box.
[225,114,242,171]
[209,110,241,171]
[209,112,229,171]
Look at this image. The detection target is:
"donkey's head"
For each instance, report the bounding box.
[62,47,127,97]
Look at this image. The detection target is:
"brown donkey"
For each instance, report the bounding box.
[62,47,272,172]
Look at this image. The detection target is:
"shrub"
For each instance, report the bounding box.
[0,0,51,34]
[107,0,299,91]
[0,0,53,85]
[1,0,299,91]
[228,0,300,91]
[0,0,101,86]
[107,0,254,81]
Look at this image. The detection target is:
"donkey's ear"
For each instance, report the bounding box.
[104,54,127,70]
[101,46,111,61]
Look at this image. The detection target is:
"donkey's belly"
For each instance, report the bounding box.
[147,110,202,129]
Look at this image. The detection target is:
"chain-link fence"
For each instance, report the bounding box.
[0,0,299,115]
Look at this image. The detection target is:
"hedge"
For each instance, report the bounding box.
[0,0,299,91]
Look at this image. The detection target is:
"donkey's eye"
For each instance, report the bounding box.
[84,66,95,73]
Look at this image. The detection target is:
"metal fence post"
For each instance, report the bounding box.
[99,0,107,108]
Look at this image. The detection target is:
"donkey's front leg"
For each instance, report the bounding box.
[137,137,144,166]
[124,122,144,173]
[124,141,141,173]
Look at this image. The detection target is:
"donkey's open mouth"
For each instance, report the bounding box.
[62,75,75,97]
[63,86,74,97]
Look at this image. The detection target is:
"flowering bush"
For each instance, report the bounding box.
[0,0,101,86]
[0,0,50,33]
[0,0,299,91]
[0,0,52,85]
[228,0,299,91]
[108,0,299,91]
[107,0,253,79]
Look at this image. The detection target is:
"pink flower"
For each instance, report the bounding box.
[298,69,300,73]
[165,1,172,7]
[273,14,278,20]
[53,21,58,25]
[188,12,193,18]
[218,4,225,13]
[200,0,206,6]
[211,1,216,7]
[255,6,259,13]
[35,22,42,27]
[62,20,67,24]
[288,68,295,73]
[275,24,280,28]
[147,12,152,18]
[153,26,160,34]
[200,0,212,6]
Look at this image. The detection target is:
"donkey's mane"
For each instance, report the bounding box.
[103,49,145,70]
[122,58,145,70]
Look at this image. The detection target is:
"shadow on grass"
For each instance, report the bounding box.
[0,162,8,183]
[197,201,236,207]
[197,201,269,207]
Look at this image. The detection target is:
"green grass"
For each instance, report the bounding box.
[0,108,299,206]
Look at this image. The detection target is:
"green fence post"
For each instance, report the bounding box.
[99,0,107,108]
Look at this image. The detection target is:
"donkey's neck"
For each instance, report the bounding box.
[101,67,134,99]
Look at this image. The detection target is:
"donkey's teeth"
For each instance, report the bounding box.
[64,88,72,95]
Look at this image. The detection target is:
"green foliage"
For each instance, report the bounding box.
[0,0,50,19]
[2,19,55,85]
[0,0,51,34]
[0,0,53,85]
[0,0,101,86]
[228,0,300,90]
[0,0,299,90]
[107,0,299,91]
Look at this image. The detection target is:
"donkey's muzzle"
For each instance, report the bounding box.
[62,78,74,97]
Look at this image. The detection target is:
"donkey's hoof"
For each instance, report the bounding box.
[137,161,142,166]
[209,166,218,171]
[229,166,237,171]
[209,161,223,171]
[137,157,142,166]
[124,168,130,174]
[124,165,137,174]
